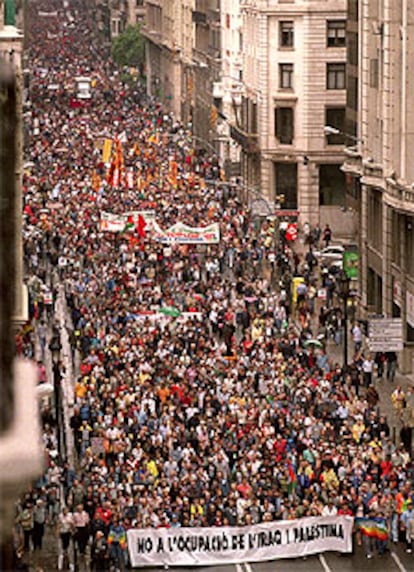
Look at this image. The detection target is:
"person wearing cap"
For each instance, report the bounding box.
[91,529,109,571]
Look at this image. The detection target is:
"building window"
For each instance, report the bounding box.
[327,20,346,47]
[367,268,383,314]
[279,64,294,89]
[111,19,119,36]
[367,188,383,250]
[319,164,346,206]
[392,211,402,267]
[325,107,345,144]
[274,162,297,209]
[326,63,346,89]
[280,21,294,48]
[347,31,358,66]
[274,107,294,144]
[370,58,379,88]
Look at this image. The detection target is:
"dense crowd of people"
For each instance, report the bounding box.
[13,0,414,570]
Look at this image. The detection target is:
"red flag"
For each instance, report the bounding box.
[137,214,146,238]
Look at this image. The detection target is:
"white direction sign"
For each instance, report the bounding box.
[368,318,403,352]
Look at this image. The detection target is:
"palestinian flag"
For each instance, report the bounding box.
[123,215,135,233]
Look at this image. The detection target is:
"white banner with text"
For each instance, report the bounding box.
[127,515,353,567]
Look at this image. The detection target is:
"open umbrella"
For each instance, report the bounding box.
[303,339,324,349]
[158,306,181,318]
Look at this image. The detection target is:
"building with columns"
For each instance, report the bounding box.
[0,0,27,328]
[237,0,355,230]
[344,0,414,373]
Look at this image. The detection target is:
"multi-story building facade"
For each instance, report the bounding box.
[212,0,243,174]
[127,0,145,26]
[143,0,194,121]
[92,0,145,41]
[237,0,355,231]
[141,1,244,160]
[344,0,414,373]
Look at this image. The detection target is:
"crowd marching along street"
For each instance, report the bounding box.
[11,0,414,570]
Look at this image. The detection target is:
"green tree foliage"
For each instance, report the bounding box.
[111,25,145,69]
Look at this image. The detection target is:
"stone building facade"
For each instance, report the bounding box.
[238,0,354,230]
[344,0,414,373]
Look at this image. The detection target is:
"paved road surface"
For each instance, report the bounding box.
[139,546,412,572]
[26,526,413,572]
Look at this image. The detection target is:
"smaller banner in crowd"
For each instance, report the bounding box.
[130,312,203,323]
[102,138,113,164]
[152,221,220,244]
[127,516,353,568]
[100,211,155,232]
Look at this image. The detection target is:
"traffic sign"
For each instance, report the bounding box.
[368,318,403,352]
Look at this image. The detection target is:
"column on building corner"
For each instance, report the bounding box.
[360,183,368,309]
[0,4,27,327]
[382,202,393,316]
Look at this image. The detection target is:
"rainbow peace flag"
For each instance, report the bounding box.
[355,517,388,541]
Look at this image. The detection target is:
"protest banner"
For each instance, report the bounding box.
[152,221,220,244]
[100,211,155,232]
[127,516,353,567]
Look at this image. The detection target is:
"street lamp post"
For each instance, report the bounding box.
[338,271,350,371]
[49,333,62,460]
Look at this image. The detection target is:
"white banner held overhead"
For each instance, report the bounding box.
[152,221,220,244]
[99,210,155,232]
[127,516,353,568]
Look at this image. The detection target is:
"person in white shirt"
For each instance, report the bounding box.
[322,500,338,516]
[352,323,363,353]
[56,506,73,569]
[362,354,374,387]
[72,504,90,556]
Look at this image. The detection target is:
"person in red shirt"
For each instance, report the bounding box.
[380,455,393,480]
[94,501,112,534]
[237,477,253,499]
[338,503,353,516]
